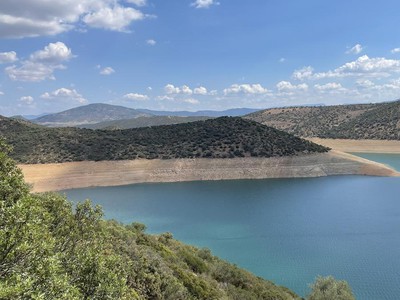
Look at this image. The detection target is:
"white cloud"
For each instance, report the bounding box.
[100,67,115,75]
[164,84,194,95]
[223,83,269,95]
[356,79,375,88]
[0,0,149,38]
[292,66,314,80]
[0,51,18,63]
[181,85,193,95]
[279,57,286,63]
[314,83,347,94]
[123,93,149,101]
[391,48,400,54]
[19,96,34,105]
[30,42,73,63]
[126,0,147,6]
[164,84,181,94]
[5,42,73,82]
[41,88,87,104]
[293,55,400,81]
[183,98,199,104]
[146,39,156,46]
[83,5,145,32]
[276,81,308,92]
[346,44,363,54]
[157,95,174,101]
[0,91,4,96]
[193,86,208,95]
[191,0,219,9]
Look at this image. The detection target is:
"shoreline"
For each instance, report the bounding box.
[307,138,400,154]
[19,150,399,193]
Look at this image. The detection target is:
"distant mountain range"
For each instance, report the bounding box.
[29,103,260,127]
[80,115,212,130]
[245,99,400,140]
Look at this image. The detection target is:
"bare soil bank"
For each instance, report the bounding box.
[19,150,399,193]
[308,138,400,153]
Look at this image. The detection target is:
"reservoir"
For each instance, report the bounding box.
[64,154,400,299]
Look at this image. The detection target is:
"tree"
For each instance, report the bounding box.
[307,276,355,300]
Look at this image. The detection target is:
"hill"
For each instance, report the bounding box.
[245,100,400,140]
[137,107,260,117]
[0,140,303,299]
[80,115,212,130]
[33,103,152,126]
[0,116,328,164]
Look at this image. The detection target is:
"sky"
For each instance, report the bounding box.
[1,0,400,116]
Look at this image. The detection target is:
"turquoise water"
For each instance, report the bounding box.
[350,152,400,172]
[64,174,400,299]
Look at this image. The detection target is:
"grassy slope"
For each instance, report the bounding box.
[245,100,400,140]
[0,116,328,164]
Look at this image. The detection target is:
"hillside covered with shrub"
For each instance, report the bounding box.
[0,116,328,164]
[246,100,400,140]
[0,140,304,299]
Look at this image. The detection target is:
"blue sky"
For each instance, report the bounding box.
[1,0,400,116]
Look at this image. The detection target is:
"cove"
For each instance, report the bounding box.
[64,174,400,299]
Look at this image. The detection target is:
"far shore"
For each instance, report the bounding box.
[19,147,399,193]
[307,138,400,154]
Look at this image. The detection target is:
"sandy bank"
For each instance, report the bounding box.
[19,150,399,193]
[307,138,400,153]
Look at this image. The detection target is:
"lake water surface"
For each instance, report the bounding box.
[64,154,400,299]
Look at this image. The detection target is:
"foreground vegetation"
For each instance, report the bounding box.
[0,141,355,299]
[0,141,297,299]
[0,116,328,164]
[246,100,400,140]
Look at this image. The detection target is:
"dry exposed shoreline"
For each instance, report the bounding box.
[19,148,399,193]
[307,138,400,153]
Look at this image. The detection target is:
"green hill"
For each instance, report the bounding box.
[33,103,152,127]
[0,140,303,299]
[245,100,400,140]
[81,115,212,130]
[0,116,328,164]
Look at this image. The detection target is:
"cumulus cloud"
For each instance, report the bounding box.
[5,42,73,82]
[0,51,18,63]
[314,83,347,94]
[164,84,195,95]
[83,5,145,32]
[346,44,363,54]
[19,96,34,105]
[292,66,314,80]
[193,86,208,95]
[223,84,269,95]
[276,81,308,92]
[0,0,149,38]
[123,93,149,101]
[391,48,400,54]
[100,67,115,75]
[41,88,87,104]
[164,84,181,94]
[146,39,156,46]
[191,0,219,9]
[292,55,400,80]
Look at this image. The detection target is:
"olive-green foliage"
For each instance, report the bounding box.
[0,116,328,163]
[307,276,355,300]
[0,140,301,299]
[246,99,400,140]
